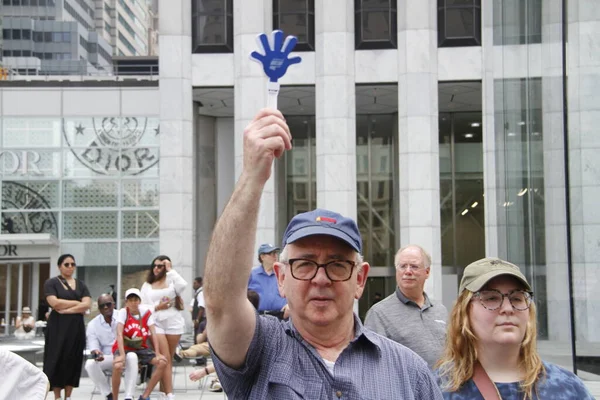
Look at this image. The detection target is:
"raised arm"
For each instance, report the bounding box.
[204,108,292,369]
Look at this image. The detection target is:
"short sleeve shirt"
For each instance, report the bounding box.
[438,362,594,399]
[211,313,444,400]
[116,305,155,326]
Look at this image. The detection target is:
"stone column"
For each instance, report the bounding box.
[481,0,501,256]
[196,113,216,274]
[315,0,357,220]
[397,0,441,300]
[233,0,276,250]
[159,0,194,287]
[541,0,571,342]
[567,0,600,343]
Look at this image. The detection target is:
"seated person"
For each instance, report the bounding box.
[14,307,35,340]
[112,288,167,400]
[85,294,138,400]
[177,290,260,360]
[187,290,260,393]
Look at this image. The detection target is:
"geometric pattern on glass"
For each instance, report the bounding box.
[63,180,119,208]
[60,242,119,266]
[122,211,159,238]
[2,118,61,147]
[122,179,159,208]
[1,180,60,210]
[1,211,58,235]
[62,211,118,239]
[62,117,159,177]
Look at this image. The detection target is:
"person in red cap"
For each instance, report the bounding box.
[111,288,167,400]
[203,108,442,399]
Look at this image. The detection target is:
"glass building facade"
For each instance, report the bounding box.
[1,0,598,382]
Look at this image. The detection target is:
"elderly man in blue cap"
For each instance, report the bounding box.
[203,108,442,399]
[248,243,288,318]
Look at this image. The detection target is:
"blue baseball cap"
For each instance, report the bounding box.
[282,209,362,253]
[258,243,280,255]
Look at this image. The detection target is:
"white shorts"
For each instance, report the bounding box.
[153,313,185,335]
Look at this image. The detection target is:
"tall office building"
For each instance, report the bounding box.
[1,0,113,74]
[95,0,154,56]
[0,0,598,381]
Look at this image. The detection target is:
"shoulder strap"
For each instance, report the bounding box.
[472,362,502,400]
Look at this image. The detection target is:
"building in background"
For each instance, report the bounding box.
[95,0,154,56]
[0,0,598,382]
[1,0,113,74]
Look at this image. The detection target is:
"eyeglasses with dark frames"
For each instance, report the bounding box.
[98,302,114,309]
[473,289,534,311]
[63,263,76,267]
[286,258,356,282]
[153,263,166,269]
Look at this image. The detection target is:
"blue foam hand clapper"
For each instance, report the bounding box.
[250,30,302,109]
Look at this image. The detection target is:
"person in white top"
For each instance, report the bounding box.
[85,294,136,400]
[14,306,36,340]
[140,255,187,399]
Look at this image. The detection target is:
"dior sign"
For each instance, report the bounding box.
[0,150,43,176]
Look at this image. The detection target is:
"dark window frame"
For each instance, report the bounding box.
[438,0,481,47]
[273,0,315,52]
[192,0,234,54]
[354,0,398,50]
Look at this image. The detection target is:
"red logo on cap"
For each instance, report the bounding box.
[316,216,337,223]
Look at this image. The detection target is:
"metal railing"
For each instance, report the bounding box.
[0,61,159,81]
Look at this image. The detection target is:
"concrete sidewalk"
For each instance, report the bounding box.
[75,362,226,399]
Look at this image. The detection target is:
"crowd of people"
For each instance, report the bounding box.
[14,107,595,399]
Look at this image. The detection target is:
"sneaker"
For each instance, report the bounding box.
[137,397,150,400]
[173,346,183,362]
[106,395,113,400]
[208,378,223,392]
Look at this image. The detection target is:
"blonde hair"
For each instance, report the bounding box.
[435,290,545,399]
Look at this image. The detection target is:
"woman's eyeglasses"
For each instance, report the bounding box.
[473,289,533,311]
[63,263,76,268]
[153,263,166,269]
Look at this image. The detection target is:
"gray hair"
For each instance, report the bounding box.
[395,244,432,269]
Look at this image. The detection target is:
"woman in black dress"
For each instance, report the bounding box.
[43,254,91,400]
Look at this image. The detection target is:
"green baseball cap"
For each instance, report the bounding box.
[459,257,532,293]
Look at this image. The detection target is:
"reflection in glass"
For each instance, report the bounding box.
[493,0,541,45]
[354,0,397,49]
[437,0,481,47]
[285,116,316,218]
[494,78,547,338]
[192,0,233,53]
[122,179,159,207]
[356,114,396,268]
[273,0,314,51]
[122,211,159,239]
[439,112,485,274]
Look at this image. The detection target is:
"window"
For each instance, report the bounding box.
[355,0,397,50]
[3,29,11,40]
[12,29,21,40]
[22,29,32,40]
[438,0,481,47]
[273,0,315,51]
[192,0,233,53]
[493,0,541,45]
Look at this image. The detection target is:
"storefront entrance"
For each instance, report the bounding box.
[0,234,58,336]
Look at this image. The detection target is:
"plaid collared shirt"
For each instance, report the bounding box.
[212,313,444,399]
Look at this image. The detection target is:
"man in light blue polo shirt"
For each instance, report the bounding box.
[248,243,288,318]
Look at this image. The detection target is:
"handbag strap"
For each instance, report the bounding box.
[473,362,502,400]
